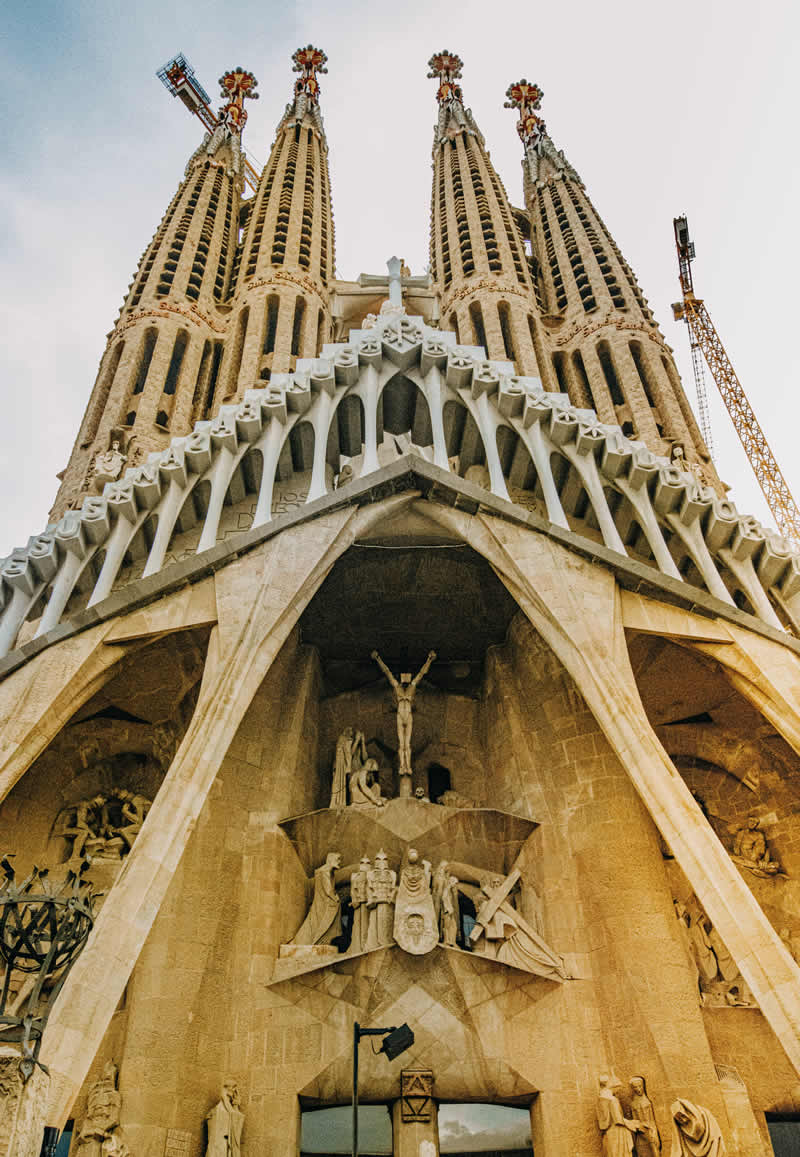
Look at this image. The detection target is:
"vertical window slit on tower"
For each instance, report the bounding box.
[227,306,249,395]
[536,189,567,312]
[263,295,279,355]
[549,185,596,312]
[437,158,451,287]
[187,169,224,301]
[299,133,315,270]
[245,149,281,279]
[272,139,299,265]
[291,297,306,357]
[129,186,183,309]
[449,313,460,343]
[82,341,125,447]
[132,329,158,396]
[565,184,625,309]
[572,350,596,411]
[163,331,188,398]
[319,148,332,286]
[449,142,474,275]
[214,181,235,301]
[463,138,501,274]
[591,202,654,321]
[597,341,624,406]
[629,341,656,407]
[205,340,224,417]
[552,352,569,395]
[316,308,325,355]
[485,164,528,285]
[157,167,208,296]
[469,302,487,352]
[498,302,515,362]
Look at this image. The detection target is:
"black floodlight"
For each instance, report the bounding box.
[380,1022,415,1061]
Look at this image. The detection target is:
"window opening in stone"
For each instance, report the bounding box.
[291,297,306,357]
[572,350,595,411]
[316,308,325,355]
[629,341,655,407]
[264,294,279,354]
[54,1121,75,1157]
[766,1115,800,1157]
[83,340,125,446]
[300,1105,392,1154]
[226,306,249,395]
[438,1103,532,1154]
[428,762,452,803]
[469,302,487,351]
[163,331,188,396]
[498,302,515,362]
[155,409,169,428]
[597,341,624,406]
[132,329,157,395]
[449,313,460,343]
[552,352,569,395]
[458,891,477,948]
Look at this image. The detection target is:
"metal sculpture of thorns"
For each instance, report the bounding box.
[0,856,94,1079]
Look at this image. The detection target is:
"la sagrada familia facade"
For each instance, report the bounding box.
[2,44,800,1157]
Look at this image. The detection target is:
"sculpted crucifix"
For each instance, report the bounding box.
[371,649,436,792]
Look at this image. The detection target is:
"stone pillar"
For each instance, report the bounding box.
[392,1097,439,1157]
[0,1048,50,1157]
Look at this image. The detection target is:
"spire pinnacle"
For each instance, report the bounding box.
[504,77,580,184]
[427,50,479,147]
[279,45,328,135]
[217,68,259,135]
[504,80,545,150]
[184,66,258,181]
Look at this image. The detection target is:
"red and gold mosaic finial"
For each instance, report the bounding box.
[504,79,545,150]
[292,45,328,107]
[427,51,465,105]
[217,68,259,134]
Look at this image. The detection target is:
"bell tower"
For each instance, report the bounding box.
[50,67,259,519]
[223,45,334,391]
[427,52,541,377]
[505,78,714,474]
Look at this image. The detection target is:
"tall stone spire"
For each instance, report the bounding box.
[50,68,260,519]
[224,45,334,388]
[506,78,714,474]
[427,52,541,376]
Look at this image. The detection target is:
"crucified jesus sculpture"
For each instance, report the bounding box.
[371,649,436,792]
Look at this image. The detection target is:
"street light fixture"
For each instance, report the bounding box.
[352,1021,415,1157]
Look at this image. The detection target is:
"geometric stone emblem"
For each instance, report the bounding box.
[401,1069,434,1122]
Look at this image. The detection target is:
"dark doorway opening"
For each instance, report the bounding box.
[428,762,452,803]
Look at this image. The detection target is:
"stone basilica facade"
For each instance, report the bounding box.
[2,45,800,1157]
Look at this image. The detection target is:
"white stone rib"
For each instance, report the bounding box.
[3,314,800,658]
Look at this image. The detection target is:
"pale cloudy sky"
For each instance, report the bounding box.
[2,0,799,556]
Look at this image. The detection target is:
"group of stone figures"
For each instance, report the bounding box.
[54,792,152,865]
[597,1074,727,1157]
[71,1068,244,1157]
[330,651,472,806]
[283,853,567,979]
[673,897,754,1007]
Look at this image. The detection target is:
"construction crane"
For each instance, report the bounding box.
[157,53,261,193]
[672,215,800,544]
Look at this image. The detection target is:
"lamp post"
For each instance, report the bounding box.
[0,858,94,1079]
[352,1022,414,1157]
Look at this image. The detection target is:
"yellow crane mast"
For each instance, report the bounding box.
[672,215,800,545]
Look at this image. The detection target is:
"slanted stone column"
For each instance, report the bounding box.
[0,1049,49,1157]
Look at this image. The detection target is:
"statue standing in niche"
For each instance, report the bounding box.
[669,1100,726,1156]
[371,649,436,791]
[350,855,371,953]
[206,1080,245,1157]
[629,1077,660,1157]
[365,849,397,951]
[290,853,342,946]
[596,1075,640,1157]
[731,817,781,876]
[117,791,151,852]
